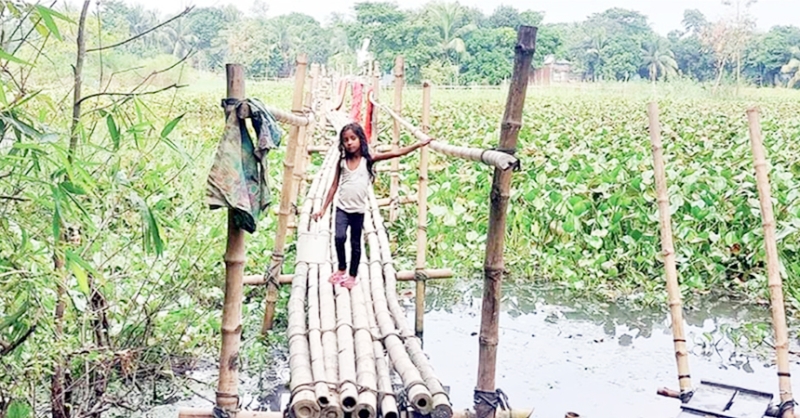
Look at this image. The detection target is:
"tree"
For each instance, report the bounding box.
[488,5,520,29]
[780,46,800,87]
[722,0,757,92]
[682,9,708,36]
[641,39,678,82]
[461,27,515,84]
[701,20,737,88]
[520,10,544,28]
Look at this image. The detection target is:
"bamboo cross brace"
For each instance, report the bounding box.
[647,102,693,396]
[746,107,795,417]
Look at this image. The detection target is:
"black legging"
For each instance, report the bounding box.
[334,208,364,277]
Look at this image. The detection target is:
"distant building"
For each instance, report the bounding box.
[531,55,575,85]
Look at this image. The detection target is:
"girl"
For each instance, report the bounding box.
[312,122,432,289]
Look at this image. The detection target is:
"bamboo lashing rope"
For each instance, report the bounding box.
[647,102,693,398]
[746,107,796,418]
[367,92,519,171]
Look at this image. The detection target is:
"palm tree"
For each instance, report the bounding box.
[781,46,800,88]
[641,40,678,83]
[428,2,476,62]
[582,30,607,81]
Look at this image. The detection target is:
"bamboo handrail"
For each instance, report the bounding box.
[368,93,520,171]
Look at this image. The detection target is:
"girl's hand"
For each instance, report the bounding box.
[420,137,434,147]
[311,211,323,221]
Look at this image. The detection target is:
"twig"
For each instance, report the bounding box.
[0,195,28,201]
[131,49,195,93]
[86,7,194,53]
[76,84,186,107]
[0,324,36,356]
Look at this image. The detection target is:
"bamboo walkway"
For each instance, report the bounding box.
[285,108,452,418]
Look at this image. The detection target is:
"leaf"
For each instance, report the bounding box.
[59,181,86,195]
[107,114,120,150]
[0,48,32,66]
[35,5,62,41]
[66,255,90,295]
[160,114,185,138]
[129,191,164,257]
[7,400,32,418]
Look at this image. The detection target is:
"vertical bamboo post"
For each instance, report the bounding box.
[647,102,693,396]
[262,54,308,334]
[475,26,536,418]
[217,63,247,414]
[746,107,796,418]
[371,61,380,143]
[390,56,403,222]
[415,81,431,340]
[290,62,318,230]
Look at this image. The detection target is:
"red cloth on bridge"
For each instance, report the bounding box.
[365,87,374,142]
[350,81,363,124]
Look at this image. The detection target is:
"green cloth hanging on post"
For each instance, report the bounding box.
[206,98,283,233]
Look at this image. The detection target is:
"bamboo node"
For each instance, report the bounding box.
[479,335,499,346]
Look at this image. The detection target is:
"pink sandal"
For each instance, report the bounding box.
[329,270,345,285]
[340,275,358,290]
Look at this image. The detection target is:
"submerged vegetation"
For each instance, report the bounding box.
[0,0,798,416]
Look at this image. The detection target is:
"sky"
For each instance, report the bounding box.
[107,0,798,35]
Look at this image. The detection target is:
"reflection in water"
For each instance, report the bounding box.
[414,279,799,418]
[148,279,799,418]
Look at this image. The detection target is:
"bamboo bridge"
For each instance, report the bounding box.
[178,23,798,418]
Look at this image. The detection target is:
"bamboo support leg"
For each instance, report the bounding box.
[216,63,247,414]
[389,56,403,223]
[263,54,308,334]
[647,102,693,397]
[746,107,796,417]
[415,81,432,339]
[476,27,536,418]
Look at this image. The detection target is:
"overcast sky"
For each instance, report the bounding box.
[103,0,797,35]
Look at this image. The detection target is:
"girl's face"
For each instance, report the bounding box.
[342,129,361,154]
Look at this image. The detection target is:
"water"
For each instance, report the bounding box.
[148,280,800,418]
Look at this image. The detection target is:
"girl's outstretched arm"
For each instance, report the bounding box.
[372,137,433,162]
[312,163,341,221]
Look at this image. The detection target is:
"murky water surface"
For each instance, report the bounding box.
[148,280,800,418]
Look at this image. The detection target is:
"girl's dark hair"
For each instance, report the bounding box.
[339,122,375,182]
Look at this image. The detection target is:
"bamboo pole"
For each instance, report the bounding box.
[317,148,345,418]
[371,61,380,143]
[397,269,452,281]
[263,53,308,334]
[390,56,403,223]
[286,150,324,418]
[306,152,333,412]
[351,241,378,418]
[367,98,519,171]
[357,250,399,418]
[368,190,451,418]
[216,63,247,414]
[475,26,536,418]
[334,274,358,412]
[289,66,316,231]
[746,107,796,418]
[377,195,416,207]
[647,102,693,397]
[179,409,283,418]
[415,81,432,339]
[364,206,433,414]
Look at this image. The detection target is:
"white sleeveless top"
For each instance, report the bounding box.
[335,157,370,213]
